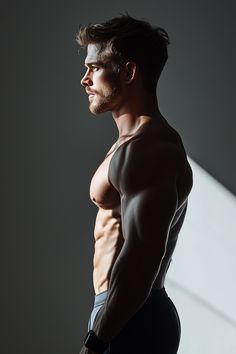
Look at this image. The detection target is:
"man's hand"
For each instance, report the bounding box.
[79,345,98,354]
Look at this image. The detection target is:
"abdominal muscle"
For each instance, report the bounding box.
[92,206,172,295]
[93,207,124,294]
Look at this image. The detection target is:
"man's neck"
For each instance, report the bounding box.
[112,95,163,138]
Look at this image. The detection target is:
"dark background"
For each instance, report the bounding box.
[1,1,235,353]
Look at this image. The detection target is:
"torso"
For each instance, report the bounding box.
[89,118,193,294]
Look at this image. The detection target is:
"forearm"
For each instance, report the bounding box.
[92,248,163,342]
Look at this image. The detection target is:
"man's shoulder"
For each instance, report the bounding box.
[126,134,183,171]
[113,128,187,194]
[126,132,183,162]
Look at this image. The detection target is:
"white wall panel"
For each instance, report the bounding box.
[166,158,236,353]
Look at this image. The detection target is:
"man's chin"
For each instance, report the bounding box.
[89,103,109,115]
[89,106,103,115]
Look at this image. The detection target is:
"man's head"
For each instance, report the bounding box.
[79,43,126,114]
[77,14,170,95]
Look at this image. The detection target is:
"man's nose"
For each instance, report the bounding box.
[80,71,93,87]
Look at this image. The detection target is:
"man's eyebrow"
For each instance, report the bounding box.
[84,61,105,67]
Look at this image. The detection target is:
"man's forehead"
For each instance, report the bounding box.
[84,43,101,65]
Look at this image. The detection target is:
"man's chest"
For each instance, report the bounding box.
[89,147,120,210]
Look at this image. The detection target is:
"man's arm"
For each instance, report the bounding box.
[92,141,180,343]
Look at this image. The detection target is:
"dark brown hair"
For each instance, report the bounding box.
[76,14,170,93]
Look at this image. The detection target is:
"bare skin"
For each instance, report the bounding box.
[79,44,193,353]
[91,119,192,294]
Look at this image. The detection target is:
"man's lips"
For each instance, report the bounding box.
[85,90,96,102]
[86,89,95,95]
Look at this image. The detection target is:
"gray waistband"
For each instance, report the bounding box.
[94,290,109,307]
[93,287,166,308]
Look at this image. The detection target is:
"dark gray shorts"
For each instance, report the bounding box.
[88,287,181,354]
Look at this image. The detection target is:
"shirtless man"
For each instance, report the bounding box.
[77,15,193,354]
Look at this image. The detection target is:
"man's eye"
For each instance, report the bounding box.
[92,66,99,71]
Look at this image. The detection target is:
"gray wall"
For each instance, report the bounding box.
[1,1,235,353]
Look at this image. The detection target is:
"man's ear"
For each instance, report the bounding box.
[123,61,137,84]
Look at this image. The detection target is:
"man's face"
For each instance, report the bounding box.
[80,44,123,114]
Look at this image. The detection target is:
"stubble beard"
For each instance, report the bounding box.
[89,91,119,114]
[89,75,122,115]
